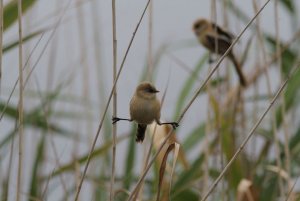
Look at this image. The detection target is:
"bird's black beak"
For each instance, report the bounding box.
[154,89,159,93]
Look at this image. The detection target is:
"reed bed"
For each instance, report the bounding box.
[0,0,300,201]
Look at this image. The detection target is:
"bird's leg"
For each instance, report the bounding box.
[208,53,217,64]
[112,116,132,124]
[156,120,179,129]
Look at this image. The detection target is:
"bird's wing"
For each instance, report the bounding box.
[211,22,235,41]
[205,33,232,55]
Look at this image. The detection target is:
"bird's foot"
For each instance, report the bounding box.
[171,122,179,129]
[208,57,217,64]
[112,116,120,124]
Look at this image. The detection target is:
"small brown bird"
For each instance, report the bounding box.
[112,82,179,143]
[193,18,247,86]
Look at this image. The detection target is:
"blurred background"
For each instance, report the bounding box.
[1,0,300,200]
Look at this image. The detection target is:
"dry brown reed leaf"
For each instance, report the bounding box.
[149,122,189,170]
[155,142,180,201]
[237,179,259,201]
[156,143,175,201]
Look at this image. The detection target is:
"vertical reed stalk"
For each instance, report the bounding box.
[252,0,284,197]
[110,0,117,200]
[147,0,153,81]
[135,3,154,198]
[205,3,216,198]
[6,122,17,201]
[210,1,226,199]
[46,1,58,91]
[16,0,24,201]
[275,0,292,196]
[222,0,229,91]
[203,102,211,197]
[76,0,92,142]
[251,0,260,179]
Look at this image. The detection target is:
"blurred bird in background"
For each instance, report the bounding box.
[193,18,247,87]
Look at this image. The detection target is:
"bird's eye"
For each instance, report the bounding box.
[194,23,200,29]
[148,88,154,93]
[145,88,155,93]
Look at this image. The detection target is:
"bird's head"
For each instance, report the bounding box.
[136,82,159,100]
[192,18,209,36]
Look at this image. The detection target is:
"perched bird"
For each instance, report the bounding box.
[193,18,247,87]
[112,82,179,143]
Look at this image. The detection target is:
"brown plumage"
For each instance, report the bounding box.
[193,18,247,87]
[112,82,179,143]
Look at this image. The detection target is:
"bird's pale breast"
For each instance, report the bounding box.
[130,95,160,124]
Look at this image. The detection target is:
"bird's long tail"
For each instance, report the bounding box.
[229,54,247,87]
[136,124,147,143]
